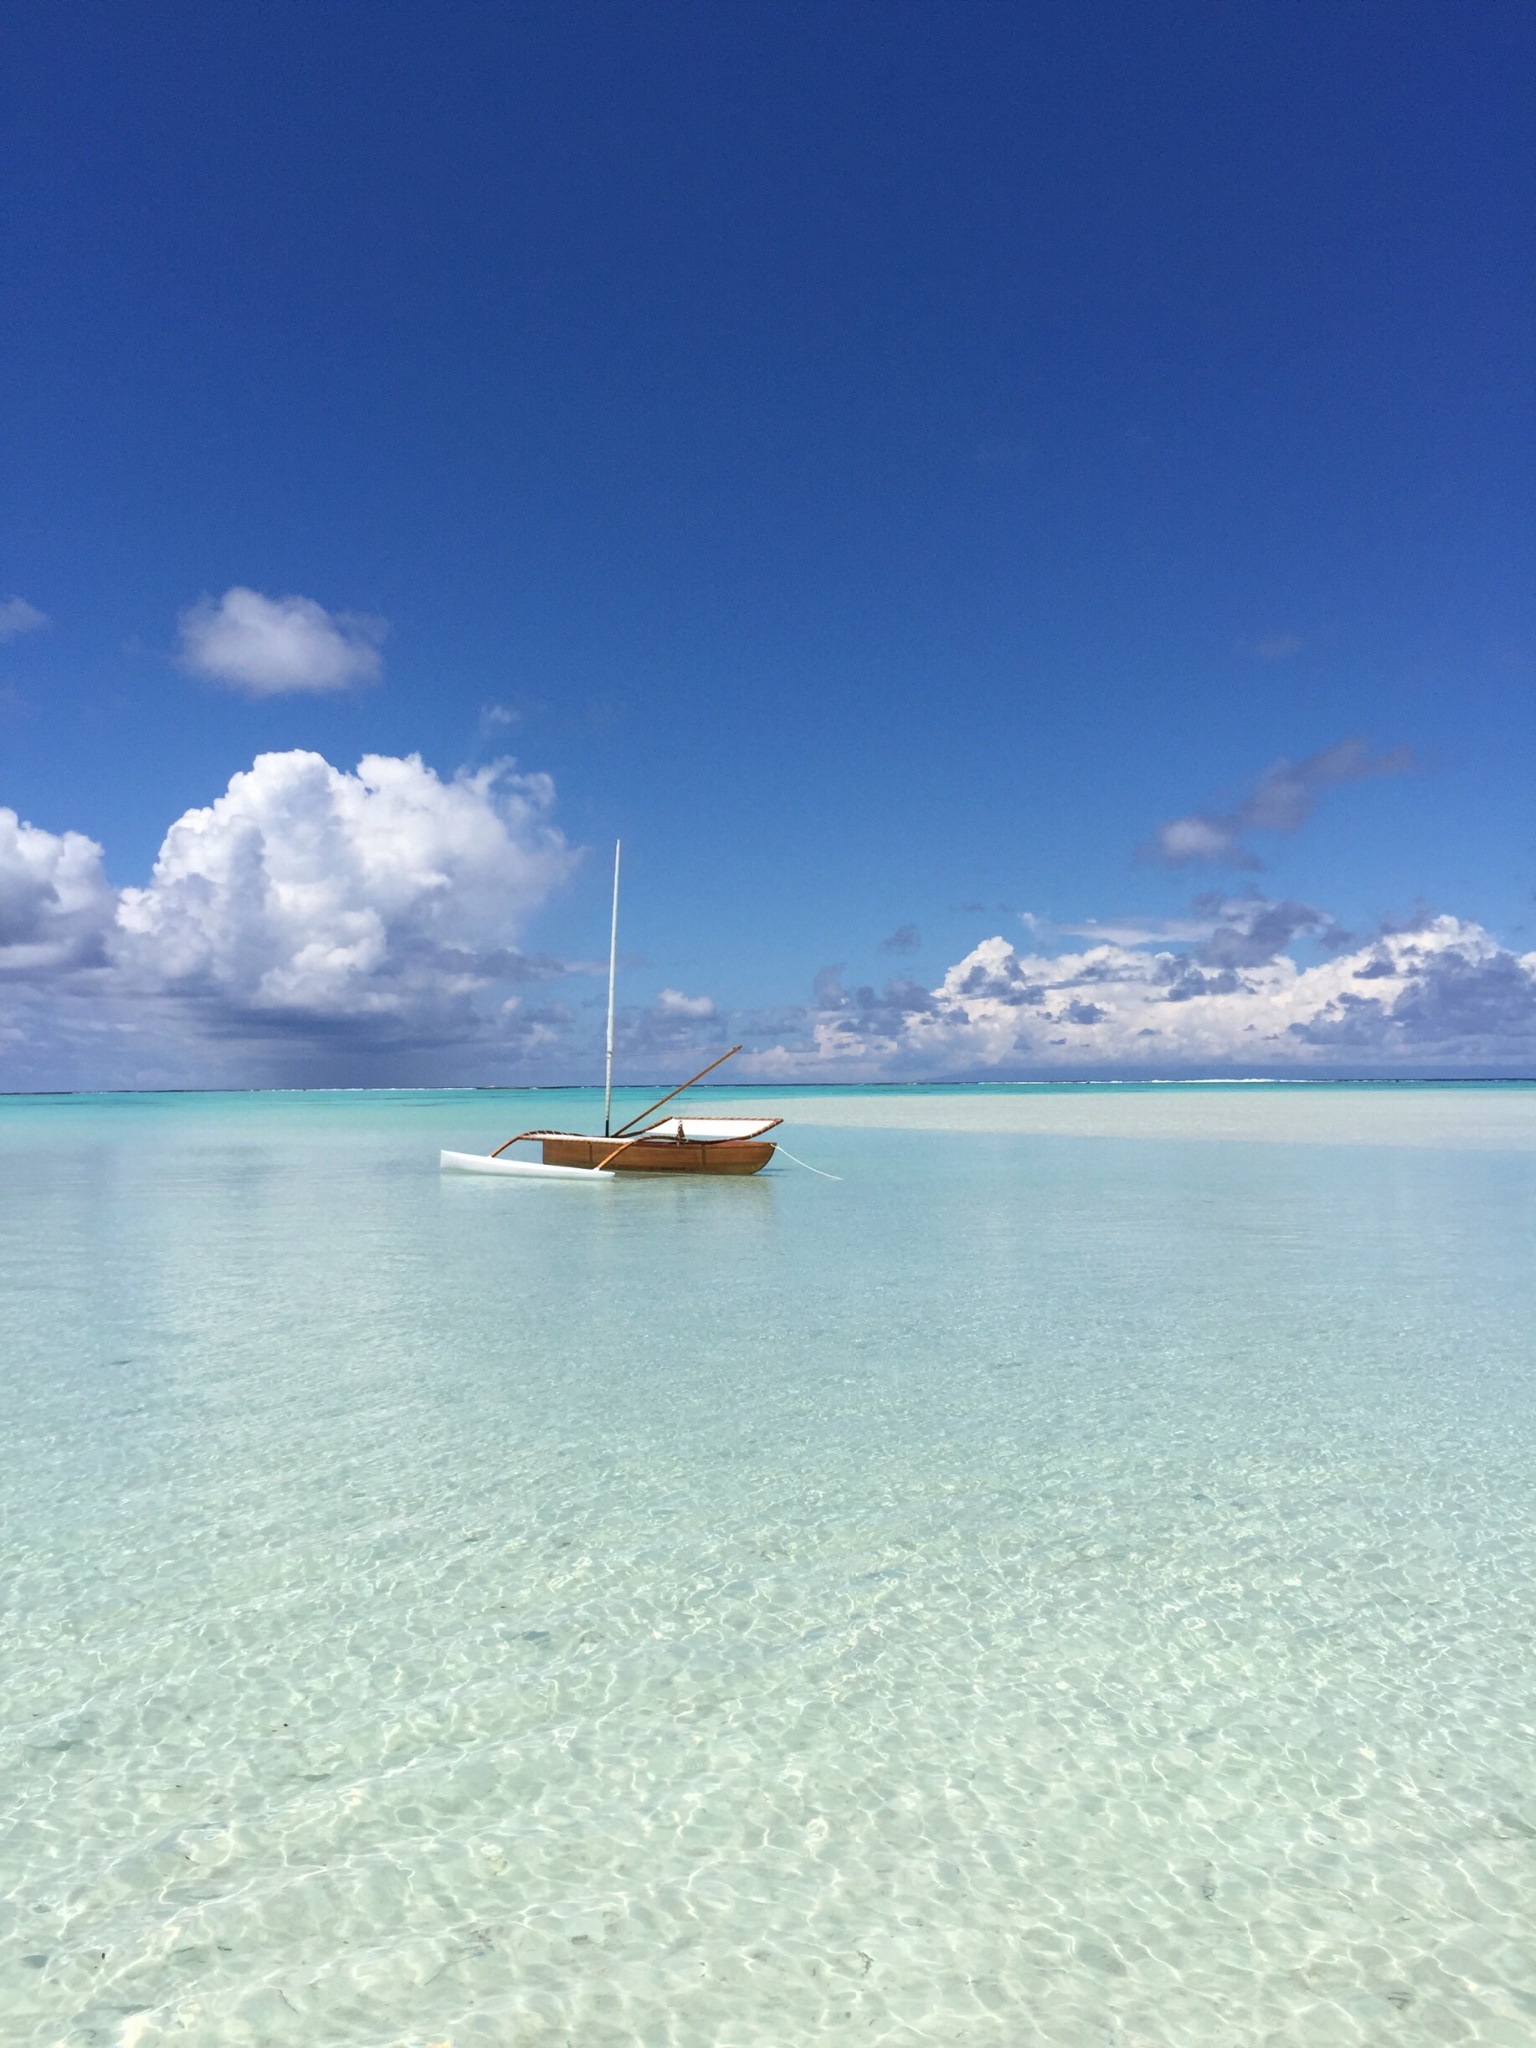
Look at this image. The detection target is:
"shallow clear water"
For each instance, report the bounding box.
[3,1088,1534,2047]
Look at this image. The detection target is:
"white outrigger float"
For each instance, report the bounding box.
[441,844,780,1183]
[440,1151,613,1180]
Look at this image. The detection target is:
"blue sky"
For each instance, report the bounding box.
[2,3,1533,1085]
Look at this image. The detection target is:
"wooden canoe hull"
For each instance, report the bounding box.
[540,1137,776,1175]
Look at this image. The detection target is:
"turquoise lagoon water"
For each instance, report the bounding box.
[2,1086,1535,2046]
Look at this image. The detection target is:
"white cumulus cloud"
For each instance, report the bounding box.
[178,588,386,695]
[0,808,115,973]
[654,988,716,1017]
[0,749,585,1086]
[0,597,49,641]
[115,751,576,1037]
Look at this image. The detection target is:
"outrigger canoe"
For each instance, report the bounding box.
[441,1111,781,1180]
[440,845,782,1182]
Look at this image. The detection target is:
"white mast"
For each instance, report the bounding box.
[603,839,621,1136]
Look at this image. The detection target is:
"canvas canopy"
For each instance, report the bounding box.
[630,1116,781,1141]
[488,1118,777,1143]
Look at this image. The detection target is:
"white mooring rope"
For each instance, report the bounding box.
[774,1145,843,1181]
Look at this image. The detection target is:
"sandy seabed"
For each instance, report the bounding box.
[713,1082,1536,1151]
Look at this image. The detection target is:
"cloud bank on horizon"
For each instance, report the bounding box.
[2,745,1534,1089]
[772,913,1536,1080]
